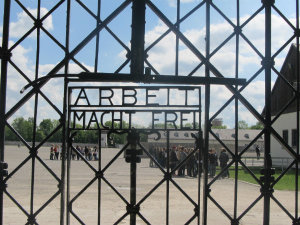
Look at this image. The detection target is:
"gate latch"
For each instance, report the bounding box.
[0,161,8,177]
[125,149,143,163]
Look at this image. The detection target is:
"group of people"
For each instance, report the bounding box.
[49,145,62,160]
[74,145,99,161]
[149,146,201,178]
[149,145,230,179]
[49,145,99,161]
[208,148,229,178]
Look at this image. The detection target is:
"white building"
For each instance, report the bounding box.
[148,129,264,155]
[268,44,299,167]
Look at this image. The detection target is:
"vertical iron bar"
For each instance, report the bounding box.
[263,0,273,224]
[129,132,137,225]
[234,0,240,223]
[175,0,180,76]
[65,1,71,224]
[130,158,137,225]
[130,0,146,77]
[166,131,170,225]
[202,1,211,224]
[94,0,102,73]
[29,2,41,223]
[197,88,202,225]
[295,0,299,221]
[66,89,72,225]
[0,0,11,223]
[98,130,102,225]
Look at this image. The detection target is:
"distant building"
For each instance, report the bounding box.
[148,129,264,155]
[100,131,108,147]
[266,44,299,167]
[211,118,223,127]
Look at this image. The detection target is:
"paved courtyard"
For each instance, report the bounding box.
[2,145,297,225]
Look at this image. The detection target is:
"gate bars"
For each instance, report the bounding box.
[66,129,203,224]
[0,0,299,225]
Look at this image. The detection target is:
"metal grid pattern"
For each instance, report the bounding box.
[0,0,299,225]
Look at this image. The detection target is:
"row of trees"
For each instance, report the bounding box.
[5,117,103,144]
[5,117,263,145]
[5,117,140,145]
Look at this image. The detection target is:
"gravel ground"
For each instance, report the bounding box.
[2,145,297,225]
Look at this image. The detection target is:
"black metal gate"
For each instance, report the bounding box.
[66,85,203,224]
[0,0,299,224]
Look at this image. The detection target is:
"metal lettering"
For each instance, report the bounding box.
[123,88,137,105]
[99,88,114,106]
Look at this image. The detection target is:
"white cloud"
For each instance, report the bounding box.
[3,8,295,128]
[9,7,53,39]
[144,13,295,76]
[168,0,199,7]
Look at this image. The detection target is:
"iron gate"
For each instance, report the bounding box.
[0,0,300,224]
[66,85,203,224]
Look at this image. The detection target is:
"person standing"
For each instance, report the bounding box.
[84,146,89,160]
[93,146,98,160]
[186,148,196,177]
[255,145,261,160]
[50,145,54,160]
[54,145,59,160]
[76,146,81,160]
[219,148,229,178]
[178,147,187,177]
[208,149,217,178]
[170,146,179,176]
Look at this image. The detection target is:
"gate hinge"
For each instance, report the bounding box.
[260,168,275,183]
[0,181,7,191]
[0,161,8,177]
[295,29,300,38]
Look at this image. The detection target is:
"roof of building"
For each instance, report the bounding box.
[263,43,299,116]
[148,129,264,141]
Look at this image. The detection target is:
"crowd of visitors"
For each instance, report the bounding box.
[49,145,99,161]
[149,145,230,178]
[49,144,230,178]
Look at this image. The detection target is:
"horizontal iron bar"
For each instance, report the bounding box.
[20,73,246,93]
[72,72,246,85]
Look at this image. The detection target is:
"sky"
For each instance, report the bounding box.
[0,0,298,129]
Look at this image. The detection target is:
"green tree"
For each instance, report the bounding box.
[5,126,18,141]
[250,121,264,130]
[48,119,62,142]
[238,120,249,129]
[211,125,227,129]
[104,121,129,145]
[35,130,46,142]
[12,117,34,141]
[39,119,53,137]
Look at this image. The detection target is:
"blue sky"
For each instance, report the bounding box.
[0,0,298,128]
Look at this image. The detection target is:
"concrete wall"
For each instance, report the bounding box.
[271,111,299,166]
